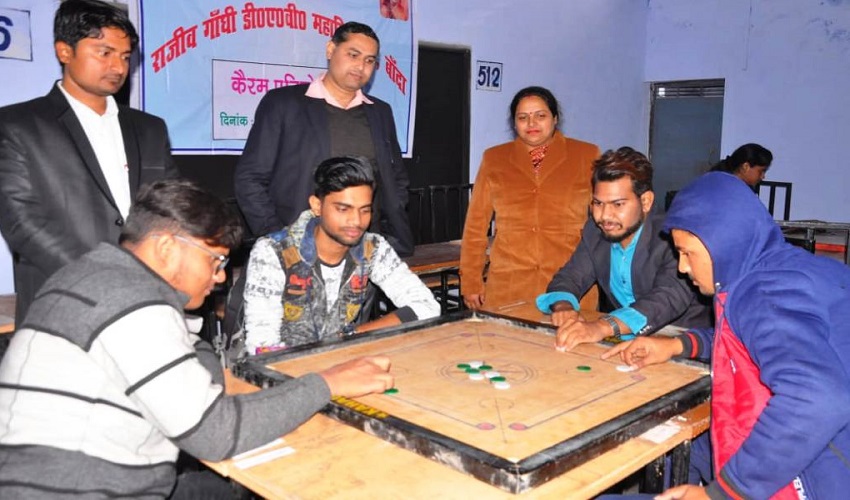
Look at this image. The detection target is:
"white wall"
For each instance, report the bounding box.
[3,0,848,293]
[415,0,650,181]
[0,0,60,294]
[645,0,850,221]
[0,0,652,293]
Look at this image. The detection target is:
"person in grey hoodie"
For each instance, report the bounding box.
[0,179,393,498]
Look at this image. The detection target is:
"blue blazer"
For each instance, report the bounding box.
[546,213,712,332]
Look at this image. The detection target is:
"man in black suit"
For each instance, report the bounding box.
[0,0,176,324]
[234,21,414,257]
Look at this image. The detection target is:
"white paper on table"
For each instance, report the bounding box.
[233,446,296,469]
[639,422,681,444]
[231,438,285,461]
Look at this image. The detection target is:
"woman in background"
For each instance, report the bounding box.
[461,86,599,311]
[711,143,773,188]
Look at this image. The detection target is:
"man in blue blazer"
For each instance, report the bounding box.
[234,21,414,257]
[0,0,176,325]
[536,147,711,350]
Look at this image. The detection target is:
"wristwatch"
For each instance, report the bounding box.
[600,315,621,337]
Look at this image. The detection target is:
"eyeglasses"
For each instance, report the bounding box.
[173,235,229,274]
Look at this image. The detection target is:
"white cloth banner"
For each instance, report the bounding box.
[140,1,413,153]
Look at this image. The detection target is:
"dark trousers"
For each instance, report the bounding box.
[171,470,236,499]
[171,452,254,499]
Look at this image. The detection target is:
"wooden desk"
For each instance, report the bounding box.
[208,336,709,499]
[777,220,850,265]
[403,240,463,314]
[211,373,708,499]
[402,240,462,275]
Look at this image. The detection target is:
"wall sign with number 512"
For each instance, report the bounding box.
[475,60,502,92]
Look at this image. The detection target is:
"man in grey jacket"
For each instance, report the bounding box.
[243,156,439,354]
[0,179,393,498]
[536,147,711,351]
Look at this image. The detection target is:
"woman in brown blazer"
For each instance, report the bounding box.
[461,86,599,311]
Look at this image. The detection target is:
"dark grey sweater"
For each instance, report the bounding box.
[0,243,330,498]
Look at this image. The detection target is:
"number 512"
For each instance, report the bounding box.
[476,61,502,92]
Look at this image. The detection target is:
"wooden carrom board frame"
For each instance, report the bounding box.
[235,311,710,494]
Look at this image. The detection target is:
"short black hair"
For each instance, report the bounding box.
[120,179,243,249]
[509,86,561,123]
[313,156,376,199]
[54,0,139,52]
[331,21,380,48]
[711,143,773,174]
[592,147,654,197]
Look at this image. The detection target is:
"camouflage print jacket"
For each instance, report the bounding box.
[243,211,439,353]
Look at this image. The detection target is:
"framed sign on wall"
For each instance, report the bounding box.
[475,60,502,92]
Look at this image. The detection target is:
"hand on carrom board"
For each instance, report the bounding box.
[601,336,684,369]
[319,355,394,398]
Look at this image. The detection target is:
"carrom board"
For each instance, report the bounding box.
[235,311,710,493]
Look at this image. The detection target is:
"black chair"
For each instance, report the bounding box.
[756,181,792,220]
[406,187,427,245]
[427,184,473,243]
[669,182,792,221]
[202,198,255,364]
[428,184,473,312]
[401,184,474,313]
[664,190,678,211]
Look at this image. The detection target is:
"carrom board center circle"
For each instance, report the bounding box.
[439,359,538,384]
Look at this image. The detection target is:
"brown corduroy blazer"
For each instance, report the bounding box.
[460,131,599,309]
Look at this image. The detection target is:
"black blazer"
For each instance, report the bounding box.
[546,213,712,332]
[234,84,414,256]
[0,85,176,322]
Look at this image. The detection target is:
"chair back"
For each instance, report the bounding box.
[427,184,473,243]
[664,190,678,211]
[407,184,473,244]
[756,181,792,220]
[406,187,427,244]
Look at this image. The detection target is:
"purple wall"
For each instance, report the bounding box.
[646,0,850,221]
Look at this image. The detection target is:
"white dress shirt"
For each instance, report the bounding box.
[58,82,131,218]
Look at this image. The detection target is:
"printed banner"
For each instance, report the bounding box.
[212,59,322,140]
[140,1,413,153]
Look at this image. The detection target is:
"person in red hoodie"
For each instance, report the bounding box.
[605,171,850,499]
